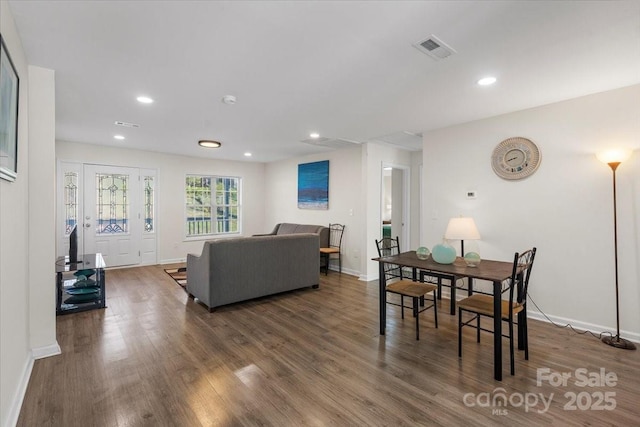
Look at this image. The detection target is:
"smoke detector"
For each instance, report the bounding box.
[222,95,236,105]
[413,35,456,60]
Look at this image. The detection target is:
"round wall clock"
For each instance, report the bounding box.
[491,137,541,180]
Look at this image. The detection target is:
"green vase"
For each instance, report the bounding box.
[432,242,456,264]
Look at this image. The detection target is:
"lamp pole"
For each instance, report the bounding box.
[601,161,636,350]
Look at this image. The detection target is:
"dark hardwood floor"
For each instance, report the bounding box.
[18,265,640,426]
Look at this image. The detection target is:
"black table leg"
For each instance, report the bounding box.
[494,280,503,381]
[379,262,386,335]
[450,276,456,315]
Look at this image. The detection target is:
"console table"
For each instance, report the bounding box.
[55,253,106,315]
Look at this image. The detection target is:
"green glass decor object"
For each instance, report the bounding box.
[432,242,456,264]
[416,246,430,260]
[464,251,481,267]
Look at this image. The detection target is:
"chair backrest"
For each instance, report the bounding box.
[375,236,403,280]
[328,224,345,249]
[507,248,537,308]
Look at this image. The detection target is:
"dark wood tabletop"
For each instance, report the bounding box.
[373,251,513,282]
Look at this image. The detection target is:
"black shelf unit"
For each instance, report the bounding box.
[56,253,106,315]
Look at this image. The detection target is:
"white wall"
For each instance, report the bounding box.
[263,145,364,276]
[28,66,58,356]
[422,84,640,340]
[56,141,266,263]
[0,1,57,426]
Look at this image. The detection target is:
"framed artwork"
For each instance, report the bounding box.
[298,160,329,210]
[0,34,20,182]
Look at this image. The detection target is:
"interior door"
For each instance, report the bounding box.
[83,165,141,267]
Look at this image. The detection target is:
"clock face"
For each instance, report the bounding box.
[491,137,541,180]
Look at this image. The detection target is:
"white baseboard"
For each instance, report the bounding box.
[6,354,34,427]
[368,281,640,344]
[5,343,61,427]
[527,310,640,344]
[32,342,61,360]
[159,258,187,265]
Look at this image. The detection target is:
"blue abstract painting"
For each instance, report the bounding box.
[298,160,329,210]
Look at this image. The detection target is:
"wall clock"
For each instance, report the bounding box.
[491,137,541,180]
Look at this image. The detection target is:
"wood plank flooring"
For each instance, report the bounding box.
[18,265,640,426]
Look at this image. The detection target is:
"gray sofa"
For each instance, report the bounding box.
[258,223,329,247]
[186,233,320,311]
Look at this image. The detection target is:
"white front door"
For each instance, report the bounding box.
[83,164,141,267]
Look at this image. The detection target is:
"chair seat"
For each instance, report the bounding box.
[457,294,524,319]
[320,247,340,254]
[386,280,437,298]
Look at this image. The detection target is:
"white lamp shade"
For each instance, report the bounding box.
[596,149,632,164]
[444,217,481,240]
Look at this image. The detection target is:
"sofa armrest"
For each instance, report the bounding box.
[186,244,211,306]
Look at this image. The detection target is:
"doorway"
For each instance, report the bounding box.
[381,164,410,251]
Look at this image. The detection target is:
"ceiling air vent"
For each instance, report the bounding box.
[114,121,140,128]
[301,137,361,149]
[413,35,456,60]
[370,131,423,151]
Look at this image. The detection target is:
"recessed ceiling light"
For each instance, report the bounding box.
[114,135,125,140]
[477,77,497,86]
[244,152,252,157]
[309,132,320,139]
[136,96,154,104]
[198,140,222,148]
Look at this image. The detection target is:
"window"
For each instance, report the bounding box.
[143,175,154,232]
[96,173,129,234]
[186,175,240,237]
[63,171,78,235]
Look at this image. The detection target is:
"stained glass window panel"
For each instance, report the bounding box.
[96,174,129,234]
[64,172,79,235]
[144,176,154,232]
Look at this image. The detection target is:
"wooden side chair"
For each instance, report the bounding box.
[457,248,537,375]
[320,224,345,275]
[376,236,438,340]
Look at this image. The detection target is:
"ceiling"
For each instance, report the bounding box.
[7,1,640,163]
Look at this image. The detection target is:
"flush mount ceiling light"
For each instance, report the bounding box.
[114,135,125,140]
[309,132,320,139]
[136,96,154,104]
[477,77,497,86]
[198,140,222,148]
[244,152,252,157]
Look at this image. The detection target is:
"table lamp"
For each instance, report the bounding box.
[444,217,481,258]
[596,148,636,350]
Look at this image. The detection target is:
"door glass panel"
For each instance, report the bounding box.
[143,176,154,233]
[96,173,129,234]
[64,172,78,235]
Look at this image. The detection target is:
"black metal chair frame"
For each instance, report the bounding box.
[458,248,537,375]
[321,224,345,275]
[376,236,438,340]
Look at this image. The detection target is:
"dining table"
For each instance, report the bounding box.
[373,251,519,381]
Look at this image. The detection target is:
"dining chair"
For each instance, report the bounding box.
[376,236,438,340]
[320,224,345,275]
[457,248,537,375]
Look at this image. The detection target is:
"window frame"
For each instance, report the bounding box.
[184,174,242,240]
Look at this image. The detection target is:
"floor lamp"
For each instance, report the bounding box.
[596,149,636,350]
